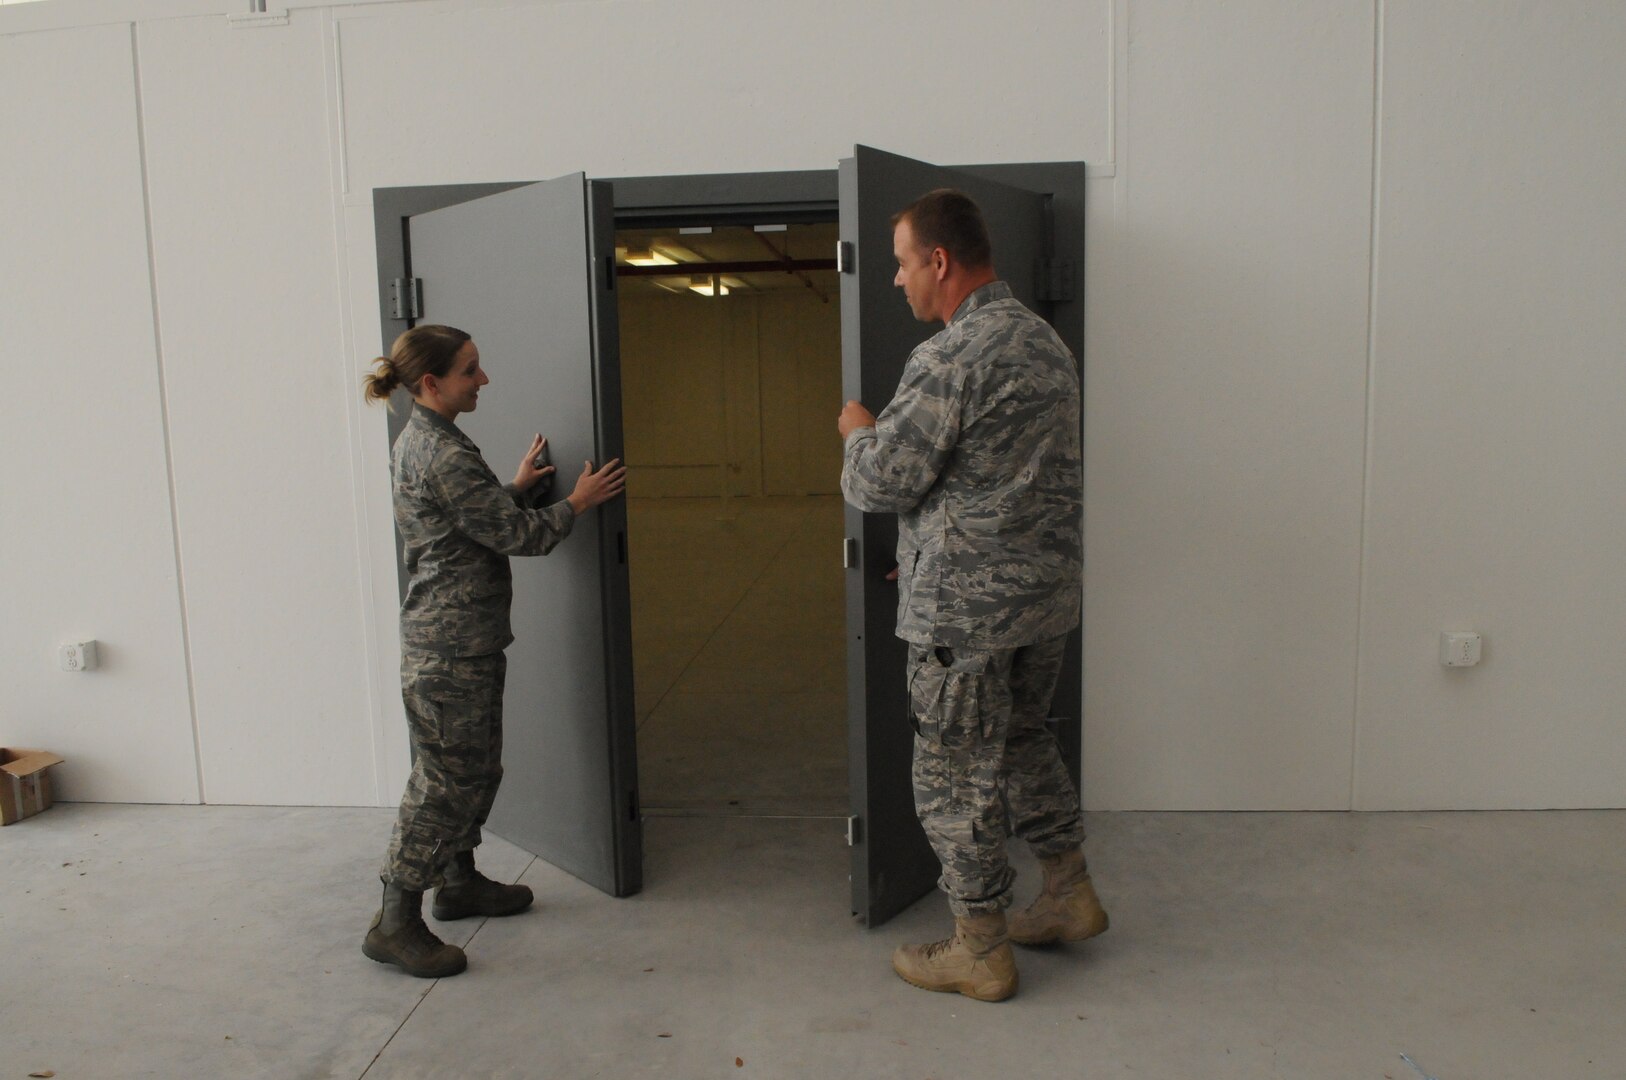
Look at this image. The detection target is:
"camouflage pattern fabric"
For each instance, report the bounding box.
[383,650,507,890]
[910,634,1084,916]
[393,402,575,657]
[841,281,1081,650]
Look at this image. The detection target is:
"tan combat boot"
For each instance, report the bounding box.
[432,849,534,920]
[363,882,468,978]
[891,911,1019,1002]
[1008,847,1109,946]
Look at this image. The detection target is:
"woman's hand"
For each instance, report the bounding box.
[567,458,628,514]
[512,434,556,492]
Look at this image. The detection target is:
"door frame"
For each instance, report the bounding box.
[374,164,1084,447]
[371,162,1087,905]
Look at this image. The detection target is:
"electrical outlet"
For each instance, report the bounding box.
[1440,631,1481,668]
[60,640,99,672]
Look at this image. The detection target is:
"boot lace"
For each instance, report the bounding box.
[400,916,448,957]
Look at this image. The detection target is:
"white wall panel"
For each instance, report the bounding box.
[137,12,376,805]
[0,24,199,803]
[1082,1,1377,808]
[11,0,1624,812]
[1355,3,1626,808]
[334,0,1110,191]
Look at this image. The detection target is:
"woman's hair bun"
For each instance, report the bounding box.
[363,356,401,401]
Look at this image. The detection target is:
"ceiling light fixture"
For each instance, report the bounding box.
[688,275,729,297]
[623,247,677,266]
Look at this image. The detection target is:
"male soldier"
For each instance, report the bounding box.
[838,189,1107,1002]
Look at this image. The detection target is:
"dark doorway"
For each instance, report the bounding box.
[613,220,849,819]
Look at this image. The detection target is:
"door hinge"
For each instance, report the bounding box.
[842,537,857,569]
[389,277,423,320]
[836,240,854,274]
[846,815,861,846]
[1035,257,1075,304]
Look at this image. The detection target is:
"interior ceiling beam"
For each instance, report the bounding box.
[753,230,830,305]
[617,258,836,277]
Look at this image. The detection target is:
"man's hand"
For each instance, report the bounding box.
[567,458,628,514]
[512,434,556,492]
[838,400,876,439]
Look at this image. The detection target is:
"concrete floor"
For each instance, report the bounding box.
[8,497,1624,1076]
[4,803,1625,1078]
[628,495,847,816]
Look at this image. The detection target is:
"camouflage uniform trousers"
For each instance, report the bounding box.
[382,650,507,891]
[909,632,1085,917]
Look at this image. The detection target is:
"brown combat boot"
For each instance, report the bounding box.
[432,849,533,920]
[891,911,1019,1002]
[1008,847,1109,946]
[363,882,468,978]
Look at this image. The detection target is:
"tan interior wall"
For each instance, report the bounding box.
[619,288,842,498]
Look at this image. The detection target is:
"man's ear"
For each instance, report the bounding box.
[932,246,950,281]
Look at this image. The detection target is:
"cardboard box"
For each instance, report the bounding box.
[1,748,64,825]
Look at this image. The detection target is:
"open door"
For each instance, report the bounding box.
[840,146,1060,926]
[407,174,640,896]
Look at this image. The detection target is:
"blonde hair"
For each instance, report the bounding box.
[362,324,471,404]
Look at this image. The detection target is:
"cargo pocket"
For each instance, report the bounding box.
[401,653,457,747]
[909,645,991,750]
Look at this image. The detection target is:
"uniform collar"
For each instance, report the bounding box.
[411,401,475,447]
[948,280,1013,325]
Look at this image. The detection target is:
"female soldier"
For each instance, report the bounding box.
[360,324,626,978]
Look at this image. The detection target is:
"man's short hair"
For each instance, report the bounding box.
[892,188,993,269]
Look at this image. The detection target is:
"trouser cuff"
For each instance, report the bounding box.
[1030,837,1086,862]
[947,892,1013,918]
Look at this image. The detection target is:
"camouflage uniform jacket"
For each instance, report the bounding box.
[841,281,1081,649]
[393,403,575,656]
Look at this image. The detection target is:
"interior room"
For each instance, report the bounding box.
[6,0,1626,1076]
[615,221,847,818]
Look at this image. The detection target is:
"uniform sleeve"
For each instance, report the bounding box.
[429,443,576,556]
[840,346,963,514]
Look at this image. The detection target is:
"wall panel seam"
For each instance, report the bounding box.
[1105,0,1120,172]
[1350,0,1385,812]
[321,6,386,804]
[132,20,207,804]
[332,14,350,197]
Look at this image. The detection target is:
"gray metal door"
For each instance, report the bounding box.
[840,146,1056,926]
[408,174,639,896]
